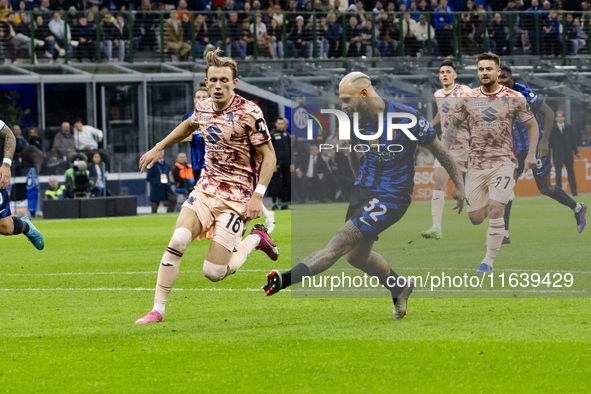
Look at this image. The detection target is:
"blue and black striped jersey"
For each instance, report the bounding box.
[0,119,5,162]
[512,83,545,154]
[353,99,436,195]
[183,111,205,172]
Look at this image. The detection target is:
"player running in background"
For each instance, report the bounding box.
[0,120,44,250]
[447,53,539,274]
[498,66,586,241]
[183,87,209,181]
[183,87,214,239]
[422,60,471,240]
[263,72,465,319]
[135,49,278,324]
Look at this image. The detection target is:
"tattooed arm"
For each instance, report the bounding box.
[443,115,464,149]
[0,124,16,189]
[425,138,465,213]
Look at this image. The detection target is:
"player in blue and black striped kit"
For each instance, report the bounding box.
[182,87,209,181]
[263,72,465,319]
[0,119,44,250]
[499,66,586,242]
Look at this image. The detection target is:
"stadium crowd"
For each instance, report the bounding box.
[1,0,591,62]
[10,119,108,199]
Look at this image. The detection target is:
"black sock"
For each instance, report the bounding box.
[12,217,29,235]
[377,268,405,300]
[504,200,512,231]
[281,263,310,289]
[550,186,577,210]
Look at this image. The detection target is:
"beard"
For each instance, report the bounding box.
[480,76,497,88]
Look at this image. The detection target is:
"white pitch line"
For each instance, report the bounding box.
[3,271,158,276]
[0,287,267,292]
[0,288,586,294]
[2,270,284,276]
[4,267,591,277]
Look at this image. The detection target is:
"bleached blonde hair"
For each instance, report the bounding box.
[339,72,371,88]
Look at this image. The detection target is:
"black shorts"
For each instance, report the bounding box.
[516,151,551,179]
[345,186,411,242]
[0,188,10,219]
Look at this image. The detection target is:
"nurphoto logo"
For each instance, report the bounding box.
[294,104,421,153]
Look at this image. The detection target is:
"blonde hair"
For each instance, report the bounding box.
[205,48,238,80]
[339,72,371,88]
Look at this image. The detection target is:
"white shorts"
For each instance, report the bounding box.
[182,190,246,251]
[465,166,516,212]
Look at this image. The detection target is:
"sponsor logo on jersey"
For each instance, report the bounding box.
[470,100,487,109]
[482,107,499,122]
[205,124,222,144]
[199,113,212,123]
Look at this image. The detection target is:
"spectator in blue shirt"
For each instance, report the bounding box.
[434,0,454,56]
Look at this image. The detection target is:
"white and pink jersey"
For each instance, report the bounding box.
[453,85,534,170]
[188,94,271,204]
[435,83,471,156]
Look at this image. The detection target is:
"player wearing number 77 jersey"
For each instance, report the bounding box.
[263,71,465,320]
[446,53,539,274]
[135,48,279,324]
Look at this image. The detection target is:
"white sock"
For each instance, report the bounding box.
[431,190,445,230]
[481,256,495,267]
[575,203,582,213]
[485,217,505,267]
[227,237,258,274]
[153,302,165,316]
[504,230,509,238]
[246,234,260,248]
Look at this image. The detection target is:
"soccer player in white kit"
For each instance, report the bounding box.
[446,53,539,273]
[422,60,472,240]
[135,49,279,324]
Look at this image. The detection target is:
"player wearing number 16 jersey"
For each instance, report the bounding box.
[263,72,465,320]
[447,53,539,274]
[135,49,279,324]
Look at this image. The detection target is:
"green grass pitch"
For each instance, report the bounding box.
[1,196,590,392]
